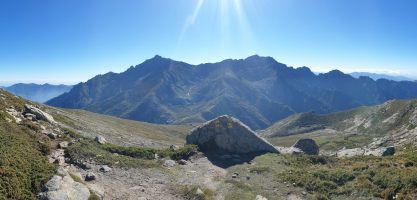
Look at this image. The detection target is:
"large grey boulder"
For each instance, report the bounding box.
[292,138,319,155]
[24,104,56,124]
[38,174,90,200]
[186,115,278,154]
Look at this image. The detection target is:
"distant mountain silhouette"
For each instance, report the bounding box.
[47,55,417,129]
[5,83,72,103]
[349,72,414,82]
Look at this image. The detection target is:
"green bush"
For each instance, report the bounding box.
[0,122,55,199]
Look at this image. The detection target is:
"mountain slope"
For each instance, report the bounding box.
[47,55,417,130]
[261,99,417,151]
[5,83,72,103]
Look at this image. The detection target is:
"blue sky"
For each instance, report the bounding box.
[1,0,417,85]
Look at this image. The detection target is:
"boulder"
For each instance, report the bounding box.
[178,159,188,165]
[24,104,56,124]
[186,115,279,154]
[38,174,90,200]
[99,165,112,173]
[292,139,319,155]
[95,135,106,144]
[256,195,268,200]
[85,172,96,181]
[58,141,69,149]
[276,147,304,155]
[364,146,395,156]
[170,144,179,151]
[24,113,37,121]
[337,148,365,158]
[163,160,176,167]
[196,188,204,196]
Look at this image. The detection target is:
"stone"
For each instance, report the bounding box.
[85,172,96,181]
[99,165,112,173]
[276,147,304,155]
[47,132,58,139]
[337,148,365,158]
[170,144,179,151]
[364,146,395,156]
[186,115,279,154]
[58,141,69,149]
[95,135,106,144]
[24,113,37,121]
[163,160,176,167]
[178,159,188,165]
[54,156,65,166]
[292,138,319,155]
[38,174,90,200]
[196,188,204,196]
[256,195,268,200]
[24,104,56,124]
[232,173,239,178]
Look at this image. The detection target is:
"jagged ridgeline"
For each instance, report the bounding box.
[47,55,417,130]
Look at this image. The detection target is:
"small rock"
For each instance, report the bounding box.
[163,160,176,167]
[85,172,96,181]
[54,156,66,165]
[232,173,239,178]
[255,195,268,200]
[24,113,37,121]
[48,132,58,139]
[99,165,112,173]
[178,159,188,165]
[95,135,106,144]
[170,144,179,151]
[195,188,204,196]
[59,141,69,149]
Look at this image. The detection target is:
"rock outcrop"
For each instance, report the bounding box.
[38,167,90,200]
[337,146,395,158]
[292,138,319,155]
[364,146,395,156]
[24,104,56,124]
[186,115,278,154]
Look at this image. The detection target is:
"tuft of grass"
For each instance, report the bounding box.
[88,192,101,200]
[172,185,215,200]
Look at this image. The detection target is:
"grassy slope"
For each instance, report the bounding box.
[224,147,417,200]
[0,90,55,200]
[46,107,193,148]
[262,99,417,151]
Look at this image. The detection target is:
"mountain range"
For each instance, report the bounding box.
[3,83,72,103]
[47,55,417,130]
[349,72,414,82]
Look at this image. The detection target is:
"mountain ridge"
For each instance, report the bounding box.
[4,83,72,103]
[47,55,417,129]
